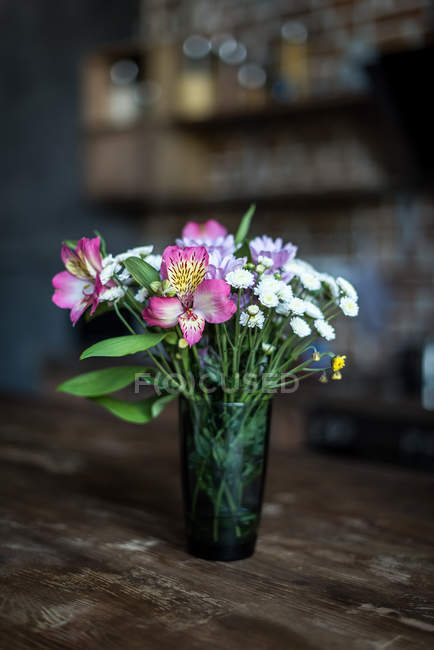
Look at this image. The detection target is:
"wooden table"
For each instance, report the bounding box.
[1,396,433,650]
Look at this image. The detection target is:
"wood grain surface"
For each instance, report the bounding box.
[0,396,433,650]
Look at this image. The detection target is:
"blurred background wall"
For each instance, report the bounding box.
[0,0,140,392]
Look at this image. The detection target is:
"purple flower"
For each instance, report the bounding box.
[176,234,236,259]
[206,251,247,280]
[249,236,297,273]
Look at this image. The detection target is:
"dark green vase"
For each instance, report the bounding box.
[179,396,272,561]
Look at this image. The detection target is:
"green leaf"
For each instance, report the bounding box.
[90,393,177,424]
[57,366,155,397]
[94,230,107,257]
[63,239,78,250]
[234,204,256,245]
[80,333,167,360]
[235,240,252,261]
[124,257,160,289]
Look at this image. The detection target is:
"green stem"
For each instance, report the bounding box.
[114,302,135,334]
[213,481,225,542]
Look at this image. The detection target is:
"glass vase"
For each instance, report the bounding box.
[179,396,272,561]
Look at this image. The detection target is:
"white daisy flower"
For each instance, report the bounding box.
[314,319,335,341]
[225,268,255,289]
[288,297,307,315]
[240,309,265,329]
[135,287,148,303]
[300,272,321,291]
[100,261,121,285]
[118,268,134,284]
[102,254,115,268]
[99,286,126,303]
[132,245,154,256]
[144,254,163,271]
[277,285,293,303]
[303,302,324,319]
[258,289,279,308]
[317,273,339,298]
[258,255,274,268]
[284,258,315,277]
[340,296,359,317]
[116,246,154,262]
[276,302,291,316]
[254,276,283,296]
[290,316,311,337]
[337,276,358,301]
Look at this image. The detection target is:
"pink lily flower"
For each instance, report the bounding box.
[182,219,227,240]
[52,237,106,324]
[142,246,236,346]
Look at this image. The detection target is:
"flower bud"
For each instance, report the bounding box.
[244,262,255,270]
[258,255,273,269]
[332,371,342,380]
[319,372,328,383]
[312,351,321,362]
[162,280,176,296]
[178,338,189,350]
[247,304,259,316]
[274,272,282,280]
[150,280,162,293]
[255,263,266,274]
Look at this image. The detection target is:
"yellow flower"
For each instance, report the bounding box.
[332,371,342,380]
[332,355,346,372]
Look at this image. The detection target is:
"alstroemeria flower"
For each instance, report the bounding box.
[52,237,107,324]
[182,219,227,240]
[142,246,236,346]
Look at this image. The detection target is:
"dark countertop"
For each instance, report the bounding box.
[1,396,433,650]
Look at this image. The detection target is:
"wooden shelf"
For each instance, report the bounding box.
[82,92,372,138]
[171,92,372,131]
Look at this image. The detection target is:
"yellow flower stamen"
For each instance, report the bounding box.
[167,250,207,302]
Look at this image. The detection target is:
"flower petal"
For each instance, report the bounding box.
[142,296,184,328]
[162,245,208,303]
[181,222,201,238]
[76,237,102,278]
[70,298,92,325]
[182,219,227,240]
[61,244,89,280]
[193,279,237,324]
[203,220,227,239]
[178,310,205,346]
[52,271,90,309]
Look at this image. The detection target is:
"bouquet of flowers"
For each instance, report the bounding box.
[52,207,359,560]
